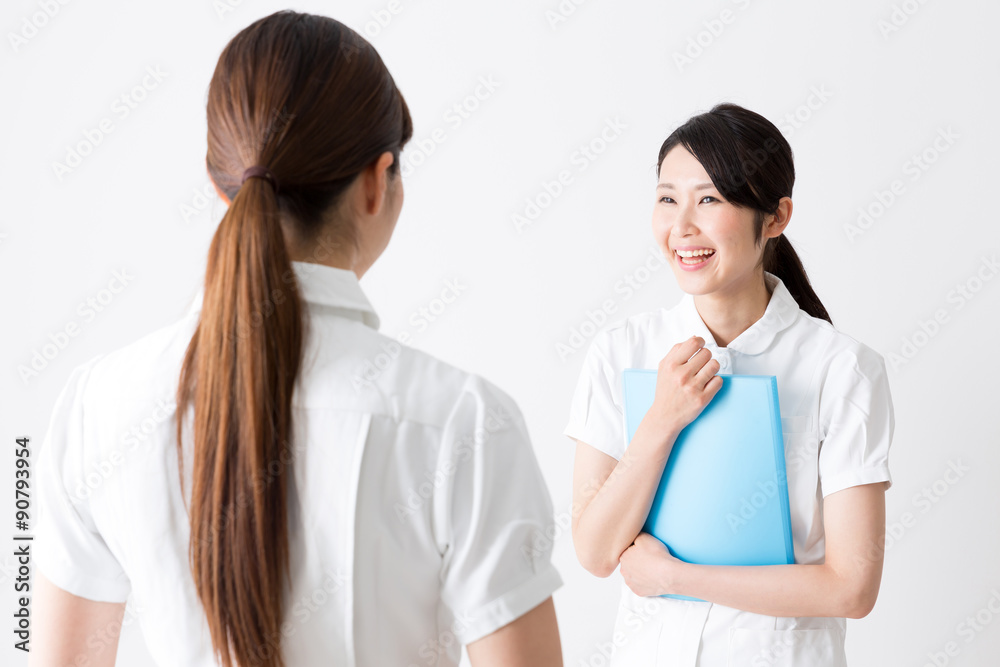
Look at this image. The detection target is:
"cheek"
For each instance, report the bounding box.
[710,213,751,250]
[651,211,670,238]
[651,221,666,241]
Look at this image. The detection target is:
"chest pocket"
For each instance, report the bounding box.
[781,415,820,476]
[728,626,847,667]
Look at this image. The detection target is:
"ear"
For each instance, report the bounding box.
[359,151,397,217]
[764,196,793,240]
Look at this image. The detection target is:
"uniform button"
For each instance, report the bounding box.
[715,351,730,371]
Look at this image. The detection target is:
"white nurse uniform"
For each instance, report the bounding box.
[563,271,894,667]
[35,260,563,666]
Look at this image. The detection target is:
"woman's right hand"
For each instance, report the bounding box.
[645,335,723,436]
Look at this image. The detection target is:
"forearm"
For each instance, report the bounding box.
[575,416,678,576]
[673,561,862,618]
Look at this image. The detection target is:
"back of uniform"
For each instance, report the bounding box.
[35,260,564,666]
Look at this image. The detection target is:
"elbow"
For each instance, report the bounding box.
[581,556,618,579]
[830,563,881,618]
[842,588,878,619]
[573,536,619,579]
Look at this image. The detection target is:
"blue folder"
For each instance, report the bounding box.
[622,370,794,602]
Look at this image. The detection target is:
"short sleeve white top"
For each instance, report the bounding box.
[35,260,563,667]
[562,271,894,667]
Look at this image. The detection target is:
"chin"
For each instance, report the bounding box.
[673,268,719,295]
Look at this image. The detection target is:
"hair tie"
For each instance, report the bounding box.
[241,165,280,195]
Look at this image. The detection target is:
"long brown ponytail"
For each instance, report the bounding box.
[175,11,411,667]
[656,102,832,325]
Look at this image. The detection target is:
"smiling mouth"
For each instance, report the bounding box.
[676,249,716,265]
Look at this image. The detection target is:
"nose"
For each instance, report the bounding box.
[671,202,700,239]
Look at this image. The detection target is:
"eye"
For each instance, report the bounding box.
[701,196,719,203]
[659,196,675,203]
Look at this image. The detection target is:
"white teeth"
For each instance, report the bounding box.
[676,249,715,257]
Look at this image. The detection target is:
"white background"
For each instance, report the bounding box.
[3,0,999,665]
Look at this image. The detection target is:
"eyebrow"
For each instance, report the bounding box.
[657,182,716,190]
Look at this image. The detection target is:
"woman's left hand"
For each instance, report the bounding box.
[619,532,684,598]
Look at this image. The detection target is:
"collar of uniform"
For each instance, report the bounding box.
[676,271,799,355]
[186,260,380,331]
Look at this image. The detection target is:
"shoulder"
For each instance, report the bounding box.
[585,305,673,365]
[82,311,198,411]
[795,313,889,388]
[349,328,524,431]
[41,313,197,490]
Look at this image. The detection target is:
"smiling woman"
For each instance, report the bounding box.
[651,105,829,332]
[564,102,894,667]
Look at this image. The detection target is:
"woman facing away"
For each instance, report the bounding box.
[31,11,564,667]
[564,103,894,666]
